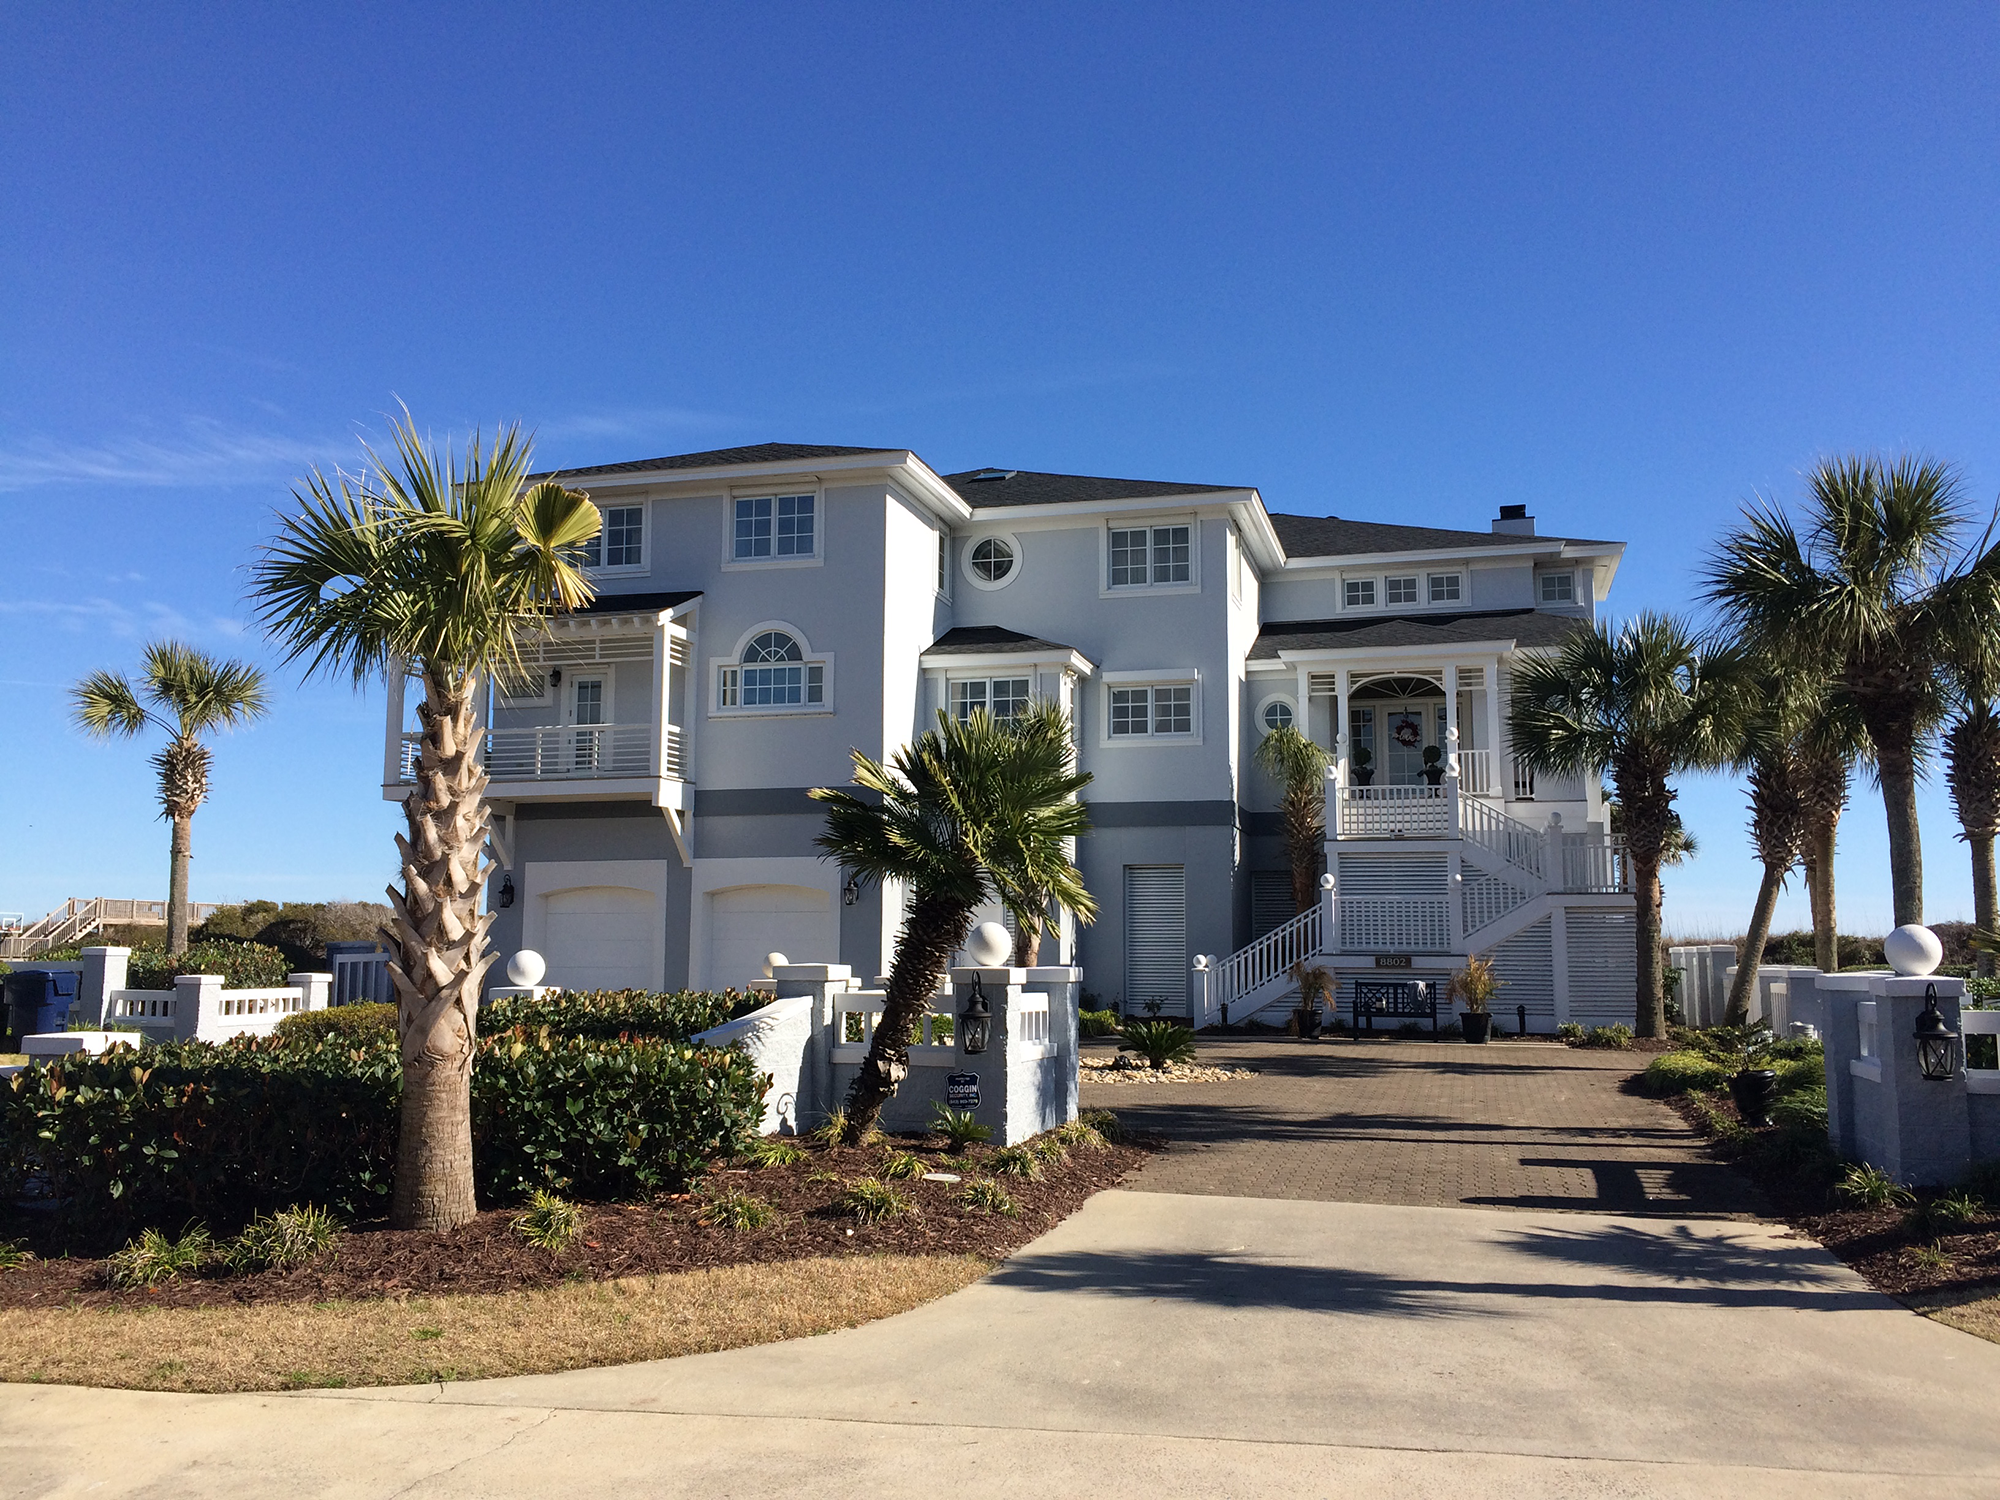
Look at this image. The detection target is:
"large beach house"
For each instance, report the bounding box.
[379,443,1637,1029]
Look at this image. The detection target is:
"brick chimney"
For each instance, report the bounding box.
[1492,504,1536,537]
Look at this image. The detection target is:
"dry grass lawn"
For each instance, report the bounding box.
[0,1253,989,1393]
[1910,1286,2000,1345]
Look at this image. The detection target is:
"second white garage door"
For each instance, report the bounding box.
[707,884,835,990]
[541,885,658,992]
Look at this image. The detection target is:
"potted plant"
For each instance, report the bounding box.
[1290,961,1333,1040]
[1719,1022,1779,1125]
[1448,953,1501,1043]
[1421,745,1446,787]
[1351,745,1375,787]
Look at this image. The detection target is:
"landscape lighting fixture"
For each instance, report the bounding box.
[1914,983,1959,1082]
[959,974,992,1055]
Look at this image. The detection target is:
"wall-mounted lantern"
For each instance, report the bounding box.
[549,667,562,687]
[1915,983,1960,1081]
[497,874,515,910]
[959,973,992,1055]
[842,871,861,906]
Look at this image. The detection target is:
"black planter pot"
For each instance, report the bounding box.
[1295,1008,1322,1040]
[1730,1068,1779,1126]
[1352,766,1375,786]
[1423,767,1446,787]
[1461,1011,1492,1044]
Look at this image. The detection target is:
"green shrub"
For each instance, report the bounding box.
[273,1003,396,1045]
[932,1104,992,1151]
[1770,1086,1828,1132]
[1119,1020,1197,1069]
[1773,1056,1824,1095]
[961,1178,1017,1216]
[513,1190,585,1252]
[1028,1134,1069,1164]
[1907,1191,1984,1236]
[1641,1052,1731,1096]
[742,1137,808,1169]
[836,1179,911,1222]
[1556,1022,1585,1042]
[1569,1024,1633,1050]
[226,1205,341,1272]
[1079,1009,1119,1038]
[478,988,760,1042]
[988,1145,1043,1180]
[1077,1108,1125,1143]
[697,1188,775,1230]
[1837,1163,1912,1210]
[1054,1119,1107,1151]
[106,1226,213,1288]
[125,941,292,992]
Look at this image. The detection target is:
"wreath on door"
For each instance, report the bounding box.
[1391,713,1424,749]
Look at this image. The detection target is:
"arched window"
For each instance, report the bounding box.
[718,629,825,708]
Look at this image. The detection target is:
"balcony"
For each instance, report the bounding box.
[1329,776,1626,894]
[395,721,688,809]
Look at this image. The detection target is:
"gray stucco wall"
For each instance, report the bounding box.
[1074,821,1235,1013]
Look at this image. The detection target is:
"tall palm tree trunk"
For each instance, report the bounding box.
[1724,863,1786,1027]
[1633,853,1666,1038]
[385,672,496,1231]
[1946,703,2000,978]
[1865,714,1926,926]
[846,891,975,1141]
[1284,783,1324,912]
[1806,819,1839,971]
[166,813,193,956]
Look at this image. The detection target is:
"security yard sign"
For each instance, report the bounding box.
[946,1072,980,1109]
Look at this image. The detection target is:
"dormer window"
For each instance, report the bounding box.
[1385,576,1418,606]
[581,505,644,569]
[1541,571,1576,603]
[1428,573,1462,603]
[1345,579,1376,608]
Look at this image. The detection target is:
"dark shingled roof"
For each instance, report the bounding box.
[924,625,1080,656]
[568,589,702,617]
[1249,609,1588,658]
[541,443,895,481]
[1268,512,1618,557]
[944,468,1241,508]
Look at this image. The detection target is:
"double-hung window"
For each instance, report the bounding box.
[733,494,816,561]
[1540,571,1576,603]
[1345,578,1376,608]
[1107,524,1192,588]
[1109,683,1194,738]
[952,677,1031,723]
[1385,576,1419,605]
[1428,573,1462,603]
[717,630,826,709]
[581,505,644,569]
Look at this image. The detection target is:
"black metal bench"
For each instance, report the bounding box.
[1351,979,1439,1036]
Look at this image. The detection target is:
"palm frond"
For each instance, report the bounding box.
[70,671,153,739]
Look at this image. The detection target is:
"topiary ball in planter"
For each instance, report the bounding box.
[1730,1067,1779,1127]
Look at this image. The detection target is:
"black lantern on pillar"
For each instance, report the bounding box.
[959,973,992,1055]
[1914,983,1960,1081]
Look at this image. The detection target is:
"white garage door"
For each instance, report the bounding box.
[708,884,834,990]
[542,886,657,992]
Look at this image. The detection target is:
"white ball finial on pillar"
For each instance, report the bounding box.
[762,952,789,979]
[1884,924,1943,977]
[506,950,546,988]
[966,922,1012,967]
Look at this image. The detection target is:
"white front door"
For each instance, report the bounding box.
[1379,699,1442,785]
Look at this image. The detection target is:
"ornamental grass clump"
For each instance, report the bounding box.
[106,1226,213,1288]
[1118,1020,1197,1070]
[0,1240,30,1272]
[743,1137,808,1170]
[225,1205,341,1272]
[1053,1119,1107,1151]
[877,1149,926,1181]
[513,1191,585,1253]
[961,1178,1018,1216]
[1447,954,1501,1015]
[1079,1009,1119,1038]
[1028,1134,1069,1165]
[1837,1163,1912,1210]
[697,1188,776,1231]
[837,1179,912,1223]
[1077,1108,1126,1143]
[932,1104,992,1152]
[987,1145,1043,1181]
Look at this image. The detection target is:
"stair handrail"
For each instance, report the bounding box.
[1456,797,1547,883]
[1216,903,1322,1006]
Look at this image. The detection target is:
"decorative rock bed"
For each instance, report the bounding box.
[1080,1057,1258,1086]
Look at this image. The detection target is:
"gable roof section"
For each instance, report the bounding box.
[1268,513,1616,559]
[1249,608,1588,658]
[943,468,1242,508]
[541,443,895,481]
[924,625,1078,656]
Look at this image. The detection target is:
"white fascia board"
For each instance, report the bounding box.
[967,488,1262,525]
[563,452,972,526]
[1270,640,1520,666]
[920,648,1096,676]
[543,608,673,633]
[1102,665,1199,684]
[1560,539,1625,593]
[1279,540,1576,574]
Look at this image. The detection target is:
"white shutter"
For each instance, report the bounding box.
[1124,865,1188,1016]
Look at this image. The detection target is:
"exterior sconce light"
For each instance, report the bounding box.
[1914,983,1960,1082]
[843,872,861,906]
[959,973,992,1056]
[549,667,562,687]
[497,874,515,910]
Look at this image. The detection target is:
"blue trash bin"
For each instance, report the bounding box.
[4,968,80,1042]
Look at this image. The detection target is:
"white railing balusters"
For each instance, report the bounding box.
[399,723,685,785]
[1215,905,1321,1012]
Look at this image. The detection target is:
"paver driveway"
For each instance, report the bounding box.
[1085,1034,1767,1216]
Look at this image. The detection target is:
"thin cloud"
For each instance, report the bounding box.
[0,596,249,643]
[0,418,347,492]
[536,406,740,442]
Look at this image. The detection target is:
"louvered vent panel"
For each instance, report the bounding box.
[1336,854,1447,952]
[1492,917,1556,1028]
[1565,909,1637,1026]
[1124,866,1188,1016]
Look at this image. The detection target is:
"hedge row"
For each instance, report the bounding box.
[1,1024,767,1248]
[478,986,765,1041]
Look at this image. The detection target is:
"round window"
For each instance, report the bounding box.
[969,536,1016,584]
[1262,700,1295,733]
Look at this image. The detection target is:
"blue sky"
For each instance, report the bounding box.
[3,4,1997,937]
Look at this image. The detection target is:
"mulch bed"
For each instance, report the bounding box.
[1663,1091,2000,1300]
[0,1132,1152,1312]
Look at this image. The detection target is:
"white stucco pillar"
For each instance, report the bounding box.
[1443,664,1460,780]
[1486,657,1505,798]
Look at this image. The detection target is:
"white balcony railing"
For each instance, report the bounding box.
[1454,747,1496,796]
[397,723,685,785]
[1336,783,1450,838]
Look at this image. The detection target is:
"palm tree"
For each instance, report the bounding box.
[1704,455,2000,927]
[1254,722,1330,913]
[1720,674,1814,1026]
[1946,698,2000,977]
[72,642,270,955]
[812,708,1092,1141]
[1794,701,1864,973]
[1510,614,1739,1037]
[249,413,599,1232]
[991,702,1098,966]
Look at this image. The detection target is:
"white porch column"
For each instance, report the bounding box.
[1443,663,1460,782]
[1333,667,1351,841]
[1295,663,1312,742]
[1486,656,1506,798]
[650,617,668,778]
